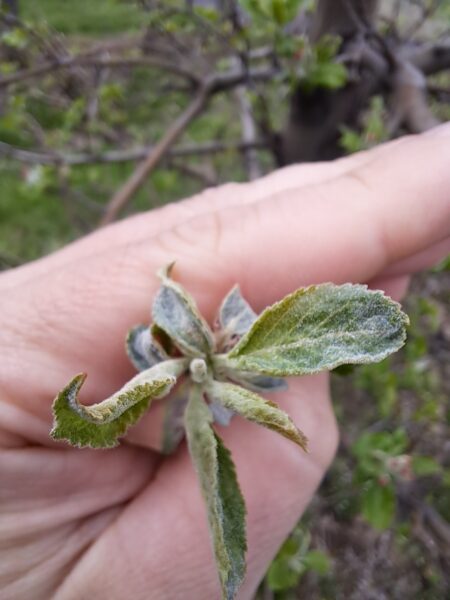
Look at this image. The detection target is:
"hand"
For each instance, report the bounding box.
[1,126,449,600]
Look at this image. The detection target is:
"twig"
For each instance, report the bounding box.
[403,43,450,76]
[0,139,269,166]
[168,160,217,187]
[388,61,439,134]
[0,54,200,89]
[234,85,262,180]
[99,85,211,226]
[403,0,440,40]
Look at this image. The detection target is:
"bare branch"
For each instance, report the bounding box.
[169,160,218,187]
[403,0,440,40]
[388,61,439,134]
[403,43,450,76]
[233,85,262,180]
[0,139,269,166]
[99,86,210,226]
[0,54,201,88]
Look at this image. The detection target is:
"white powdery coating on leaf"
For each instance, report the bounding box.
[227,284,409,376]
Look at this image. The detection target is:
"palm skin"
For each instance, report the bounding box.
[1,127,449,599]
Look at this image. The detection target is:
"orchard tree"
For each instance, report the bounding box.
[0,0,449,225]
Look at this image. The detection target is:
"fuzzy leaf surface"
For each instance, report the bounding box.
[152,264,214,356]
[161,383,189,455]
[226,370,287,393]
[185,386,246,600]
[209,401,234,426]
[208,381,307,450]
[227,284,409,376]
[218,285,257,336]
[51,359,186,448]
[126,324,168,371]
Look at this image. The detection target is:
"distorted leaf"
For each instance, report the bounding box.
[209,401,234,426]
[226,284,409,376]
[161,382,189,455]
[185,385,246,600]
[207,381,307,450]
[51,359,187,448]
[126,324,168,371]
[151,322,176,355]
[152,263,214,356]
[218,285,257,337]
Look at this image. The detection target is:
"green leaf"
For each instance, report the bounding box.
[303,550,331,574]
[239,0,303,25]
[185,386,247,600]
[51,359,187,448]
[152,263,214,357]
[412,456,441,476]
[361,481,395,530]
[266,527,310,591]
[207,381,307,450]
[126,324,168,371]
[267,555,304,591]
[226,284,409,377]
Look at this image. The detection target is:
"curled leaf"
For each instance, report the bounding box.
[209,401,234,426]
[51,359,187,448]
[152,264,214,357]
[226,284,409,376]
[161,382,189,455]
[207,381,307,450]
[126,324,168,371]
[151,322,176,356]
[185,385,247,600]
[218,285,257,337]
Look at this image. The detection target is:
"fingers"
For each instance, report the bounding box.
[54,375,338,600]
[380,237,450,277]
[0,147,374,290]
[1,129,449,432]
[1,444,157,597]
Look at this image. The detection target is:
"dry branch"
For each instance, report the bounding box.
[0,54,200,88]
[99,86,210,226]
[0,139,268,166]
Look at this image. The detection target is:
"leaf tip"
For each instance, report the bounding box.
[157,261,176,281]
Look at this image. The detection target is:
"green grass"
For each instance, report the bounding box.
[21,0,142,35]
[0,164,73,263]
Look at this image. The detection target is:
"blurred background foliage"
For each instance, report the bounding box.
[0,0,449,597]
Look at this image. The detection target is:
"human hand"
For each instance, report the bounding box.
[1,126,449,599]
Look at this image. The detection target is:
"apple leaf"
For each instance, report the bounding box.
[185,385,247,600]
[207,381,307,450]
[226,284,409,376]
[126,324,168,371]
[51,359,187,448]
[152,264,214,356]
[218,285,257,337]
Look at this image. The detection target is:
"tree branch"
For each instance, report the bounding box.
[0,139,268,166]
[388,61,439,134]
[403,43,450,76]
[0,53,200,89]
[99,86,210,226]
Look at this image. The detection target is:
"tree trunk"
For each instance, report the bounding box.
[280,0,386,164]
[310,0,379,41]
